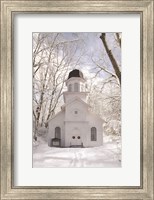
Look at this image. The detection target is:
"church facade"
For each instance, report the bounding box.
[48,69,103,148]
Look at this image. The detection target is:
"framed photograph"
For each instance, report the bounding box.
[0,0,153,199]
[32,32,122,168]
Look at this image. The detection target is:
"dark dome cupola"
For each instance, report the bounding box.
[68,69,84,80]
[65,69,86,93]
[63,69,88,103]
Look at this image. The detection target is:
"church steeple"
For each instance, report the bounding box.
[63,69,88,103]
[66,69,86,92]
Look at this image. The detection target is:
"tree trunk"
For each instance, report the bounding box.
[116,33,121,48]
[100,33,121,85]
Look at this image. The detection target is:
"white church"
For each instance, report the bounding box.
[48,69,103,148]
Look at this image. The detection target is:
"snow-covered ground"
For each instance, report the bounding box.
[33,136,121,168]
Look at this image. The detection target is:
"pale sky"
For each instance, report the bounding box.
[60,32,121,80]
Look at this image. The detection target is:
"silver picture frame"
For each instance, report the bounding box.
[0,0,153,199]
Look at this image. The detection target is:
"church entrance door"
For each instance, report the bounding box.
[71,128,82,147]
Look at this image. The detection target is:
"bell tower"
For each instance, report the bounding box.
[63,69,88,104]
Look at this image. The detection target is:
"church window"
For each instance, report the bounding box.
[91,127,97,141]
[68,84,72,92]
[77,136,80,139]
[72,136,75,139]
[55,127,61,139]
[81,84,84,92]
[74,111,78,114]
[74,83,79,92]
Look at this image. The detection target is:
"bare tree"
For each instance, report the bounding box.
[86,33,121,136]
[33,33,85,136]
[100,33,121,85]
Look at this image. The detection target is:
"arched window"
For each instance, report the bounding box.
[55,127,61,139]
[68,84,72,92]
[81,84,84,92]
[91,127,97,141]
[74,83,79,92]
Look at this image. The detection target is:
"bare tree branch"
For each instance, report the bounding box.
[115,33,121,48]
[100,33,121,85]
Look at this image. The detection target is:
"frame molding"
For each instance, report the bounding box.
[0,0,153,199]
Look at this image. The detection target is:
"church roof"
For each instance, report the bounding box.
[47,97,104,123]
[47,110,64,122]
[68,69,84,80]
[63,96,89,108]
